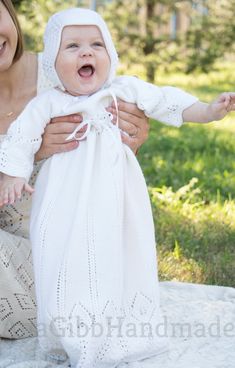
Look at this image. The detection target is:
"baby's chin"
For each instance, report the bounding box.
[66,88,100,97]
[67,86,101,97]
[66,79,109,97]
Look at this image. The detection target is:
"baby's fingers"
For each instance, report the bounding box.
[221,93,231,108]
[8,185,16,205]
[220,92,235,109]
[0,187,10,206]
[24,183,34,194]
[0,189,6,206]
[14,182,24,200]
[227,94,235,111]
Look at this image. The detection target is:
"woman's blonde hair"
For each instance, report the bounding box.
[1,0,24,62]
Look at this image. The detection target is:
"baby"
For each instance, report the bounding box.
[0,7,234,368]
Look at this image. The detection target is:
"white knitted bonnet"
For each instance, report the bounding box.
[42,8,119,90]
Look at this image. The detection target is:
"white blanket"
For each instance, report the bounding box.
[1,281,234,368]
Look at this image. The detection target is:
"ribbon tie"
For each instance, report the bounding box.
[65,90,119,142]
[65,113,112,142]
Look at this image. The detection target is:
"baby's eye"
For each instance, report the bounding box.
[67,43,79,49]
[92,42,104,47]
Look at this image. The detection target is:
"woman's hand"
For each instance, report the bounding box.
[107,100,149,154]
[35,114,85,161]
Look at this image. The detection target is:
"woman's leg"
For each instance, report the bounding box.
[0,229,37,338]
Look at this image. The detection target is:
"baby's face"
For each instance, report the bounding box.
[55,25,111,96]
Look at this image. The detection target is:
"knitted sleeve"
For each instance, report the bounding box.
[0,92,54,181]
[112,76,199,127]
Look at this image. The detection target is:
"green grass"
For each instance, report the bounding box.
[137,63,235,287]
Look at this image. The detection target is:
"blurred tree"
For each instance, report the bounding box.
[103,0,235,78]
[184,0,235,73]
[13,0,79,51]
[103,0,183,82]
[12,0,23,7]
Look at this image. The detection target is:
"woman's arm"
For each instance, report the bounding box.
[36,102,150,161]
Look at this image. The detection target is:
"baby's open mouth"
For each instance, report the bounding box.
[78,64,95,78]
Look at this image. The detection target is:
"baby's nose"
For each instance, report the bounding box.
[79,46,93,57]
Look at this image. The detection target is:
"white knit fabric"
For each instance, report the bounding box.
[0,79,198,367]
[42,8,118,90]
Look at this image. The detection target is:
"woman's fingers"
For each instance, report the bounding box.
[35,118,88,161]
[114,100,146,118]
[42,132,78,144]
[117,117,140,136]
[108,108,140,133]
[120,132,140,153]
[50,114,83,124]
[35,140,79,161]
[107,99,150,153]
[44,122,84,135]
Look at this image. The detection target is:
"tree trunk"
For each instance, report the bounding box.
[146,62,155,82]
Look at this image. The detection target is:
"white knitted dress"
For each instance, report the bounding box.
[0,75,198,367]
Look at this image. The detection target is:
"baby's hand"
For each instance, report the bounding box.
[209,92,235,121]
[0,174,34,207]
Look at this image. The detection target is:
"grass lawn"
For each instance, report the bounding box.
[136,63,235,287]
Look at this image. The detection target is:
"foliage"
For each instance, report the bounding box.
[12,0,23,7]
[102,0,182,81]
[16,0,79,51]
[103,0,235,78]
[183,0,235,73]
[137,63,235,286]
